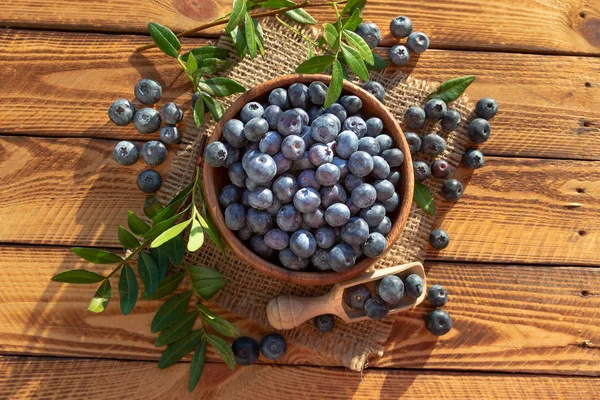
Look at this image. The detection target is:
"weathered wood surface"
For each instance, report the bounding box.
[1,136,598,265]
[0,0,599,55]
[1,246,598,375]
[1,30,598,160]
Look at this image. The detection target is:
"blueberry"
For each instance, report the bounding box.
[108,99,135,126]
[314,314,335,332]
[237,226,252,241]
[475,97,498,120]
[273,175,298,203]
[390,16,413,38]
[134,78,162,104]
[311,114,340,143]
[404,106,426,130]
[373,216,392,235]
[428,229,450,251]
[160,102,183,125]
[279,247,309,270]
[344,174,364,192]
[381,148,404,167]
[387,169,402,187]
[351,183,377,208]
[355,22,381,49]
[141,141,168,166]
[424,99,447,121]
[308,81,328,105]
[339,95,362,115]
[306,107,324,126]
[421,134,446,156]
[223,143,240,168]
[357,137,380,156]
[371,155,391,180]
[413,160,431,182]
[242,148,262,170]
[425,309,452,336]
[324,203,351,227]
[240,101,264,123]
[293,151,313,171]
[375,134,393,153]
[345,284,372,310]
[405,274,424,298]
[342,116,367,138]
[232,336,260,366]
[266,198,282,216]
[345,199,361,216]
[341,217,370,246]
[363,232,387,258]
[325,103,347,123]
[246,154,277,183]
[223,119,247,147]
[308,143,334,167]
[463,149,484,169]
[315,226,338,249]
[290,229,317,258]
[406,31,429,54]
[133,108,162,134]
[204,141,228,167]
[260,333,287,360]
[348,151,374,177]
[364,297,389,320]
[241,190,251,208]
[259,131,282,155]
[293,108,310,125]
[246,208,272,234]
[441,110,461,132]
[382,192,400,213]
[264,105,283,130]
[316,163,340,186]
[288,83,310,109]
[363,82,385,102]
[137,170,162,193]
[401,132,420,156]
[158,125,181,145]
[297,169,320,190]
[248,187,274,210]
[225,203,246,231]
[427,284,449,307]
[277,109,304,136]
[244,117,269,142]
[219,184,241,208]
[442,179,463,201]
[228,162,248,188]
[303,207,326,229]
[312,249,332,271]
[329,243,357,272]
[389,45,410,66]
[431,159,450,179]
[376,275,403,304]
[320,183,347,208]
[264,229,290,250]
[113,141,139,166]
[372,179,395,202]
[360,204,386,227]
[273,152,292,175]
[280,135,305,161]
[334,131,357,159]
[468,118,491,143]
[293,187,321,213]
[268,88,291,109]
[249,234,274,258]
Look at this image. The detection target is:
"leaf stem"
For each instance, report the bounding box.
[106,239,151,279]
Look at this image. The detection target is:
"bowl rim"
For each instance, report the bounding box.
[200,73,414,286]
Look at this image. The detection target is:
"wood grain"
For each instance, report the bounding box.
[0,0,599,55]
[1,246,599,375]
[0,30,599,160]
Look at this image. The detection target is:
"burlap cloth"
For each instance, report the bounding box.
[158,18,472,371]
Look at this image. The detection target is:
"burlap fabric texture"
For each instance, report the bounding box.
[158,18,472,371]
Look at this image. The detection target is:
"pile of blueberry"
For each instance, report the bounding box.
[108,78,185,193]
[231,333,287,366]
[205,81,407,272]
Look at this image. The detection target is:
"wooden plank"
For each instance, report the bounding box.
[1,357,599,400]
[0,0,599,55]
[0,30,599,160]
[1,136,599,265]
[1,246,599,375]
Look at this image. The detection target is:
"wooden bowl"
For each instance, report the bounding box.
[201,74,414,286]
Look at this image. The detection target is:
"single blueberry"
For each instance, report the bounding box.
[355,22,381,49]
[341,217,370,246]
[441,179,463,201]
[279,247,309,270]
[425,309,453,336]
[429,228,450,250]
[303,207,326,229]
[363,82,386,102]
[335,130,359,159]
[293,187,321,213]
[248,187,274,210]
[133,108,162,134]
[324,203,351,227]
[219,184,242,209]
[342,116,367,138]
[244,117,269,142]
[161,102,183,125]
[363,232,387,258]
[108,99,135,126]
[372,179,395,202]
[159,125,182,145]
[404,106,426,131]
[345,199,361,216]
[475,97,498,120]
[268,88,291,109]
[345,284,372,310]
[311,249,332,271]
[249,234,274,258]
[381,148,404,167]
[427,284,449,307]
[344,174,364,192]
[376,275,404,304]
[241,190,251,208]
[325,103,347,123]
[240,101,264,123]
[373,216,392,235]
[329,243,357,272]
[266,197,282,216]
[351,183,377,208]
[281,135,306,161]
[288,83,310,109]
[441,110,461,132]
[309,143,334,167]
[242,148,262,170]
[468,118,491,143]
[293,108,310,125]
[358,137,380,156]
[141,141,168,167]
[308,81,328,105]
[264,105,283,130]
[315,226,338,249]
[225,203,246,231]
[134,78,162,105]
[375,134,393,153]
[260,333,287,360]
[246,208,272,234]
[463,149,485,169]
[421,134,446,156]
[204,141,228,168]
[237,226,252,241]
[320,183,347,209]
[113,141,139,166]
[311,114,341,143]
[431,159,451,179]
[413,160,431,182]
[382,192,400,213]
[264,229,290,250]
[406,31,429,54]
[405,274,424,298]
[228,162,248,188]
[404,132,421,155]
[316,163,341,186]
[246,153,277,183]
[297,169,321,190]
[364,297,390,320]
[259,131,282,155]
[387,169,402,187]
[223,143,240,168]
[360,203,386,227]
[290,229,317,258]
[223,119,247,147]
[273,174,298,203]
[424,99,447,121]
[348,151,374,177]
[390,16,413,38]
[232,336,260,366]
[276,204,303,232]
[389,45,410,66]
[339,95,362,115]
[273,152,293,175]
[278,108,304,136]
[314,314,335,332]
[137,170,162,193]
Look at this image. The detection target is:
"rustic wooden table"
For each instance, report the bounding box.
[0,1,599,398]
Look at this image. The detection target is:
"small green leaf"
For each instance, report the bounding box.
[118,226,140,249]
[186,51,198,74]
[198,77,246,97]
[151,219,191,248]
[153,195,188,226]
[225,0,246,34]
[150,245,169,281]
[244,13,257,58]
[127,211,150,235]
[188,338,207,393]
[181,46,229,60]
[189,266,226,300]
[158,329,204,369]
[285,9,317,24]
[413,182,436,216]
[52,269,105,284]
[196,302,217,319]
[254,19,265,56]
[259,0,295,7]
[148,22,181,58]
[187,218,205,252]
[71,248,122,264]
[138,251,159,296]
[155,310,198,347]
[366,52,387,70]
[142,273,185,300]
[165,234,186,266]
[305,39,314,58]
[196,58,233,76]
[151,291,193,333]
[118,263,138,315]
[144,196,164,220]
[206,334,235,370]
[205,316,239,338]
[324,59,343,108]
[343,29,374,64]
[88,280,111,313]
[230,26,247,58]
[341,0,366,16]
[295,55,336,74]
[342,8,362,31]
[323,23,339,48]
[202,95,225,122]
[341,44,369,81]
[194,94,205,127]
[428,75,476,103]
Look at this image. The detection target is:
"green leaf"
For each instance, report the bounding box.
[150,245,169,281]
[52,269,105,284]
[189,266,226,300]
[158,329,204,369]
[341,44,369,81]
[194,94,205,127]
[118,226,140,249]
[181,46,229,61]
[148,22,181,58]
[138,251,159,296]
[186,51,198,74]
[198,77,246,97]
[285,8,317,24]
[343,29,374,64]
[165,234,186,266]
[230,26,247,58]
[127,211,150,236]
[428,75,476,103]
[71,248,122,264]
[151,220,191,249]
[118,263,138,315]
[323,23,339,48]
[341,64,349,80]
[144,196,164,220]
[295,55,336,74]
[259,0,295,7]
[305,39,314,58]
[202,95,225,122]
[88,280,111,313]
[225,0,246,34]
[195,58,233,76]
[143,210,185,240]
[341,0,366,16]
[244,13,257,58]
[155,310,198,347]
[206,334,235,370]
[413,182,436,216]
[187,218,205,252]
[151,291,193,333]
[196,302,217,319]
[342,8,362,31]
[205,316,239,338]
[188,338,207,393]
[153,196,188,226]
[366,52,387,70]
[324,59,343,108]
[142,273,185,300]
[254,19,265,57]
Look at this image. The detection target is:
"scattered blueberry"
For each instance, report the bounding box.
[133,108,162,134]
[141,141,168,167]
[161,102,183,125]
[389,45,410,66]
[260,333,287,360]
[431,159,450,179]
[160,125,182,145]
[421,134,446,156]
[108,99,135,126]
[475,97,498,120]
[441,110,461,132]
[363,82,385,102]
[424,99,447,121]
[463,149,485,169]
[425,309,452,336]
[413,160,431,182]
[113,141,139,166]
[137,170,162,193]
[355,22,381,49]
[441,179,463,201]
[134,78,162,105]
[390,16,412,38]
[204,141,228,167]
[406,32,429,54]
[404,132,421,155]
[427,284,448,307]
[468,118,491,143]
[232,336,260,366]
[314,314,335,332]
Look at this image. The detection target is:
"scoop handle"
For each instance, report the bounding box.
[267,293,337,330]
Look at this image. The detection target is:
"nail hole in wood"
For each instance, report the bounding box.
[578,230,587,236]
[581,290,590,297]
[576,188,585,193]
[580,11,587,18]
[585,82,592,88]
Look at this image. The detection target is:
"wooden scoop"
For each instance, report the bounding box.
[267,262,426,330]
